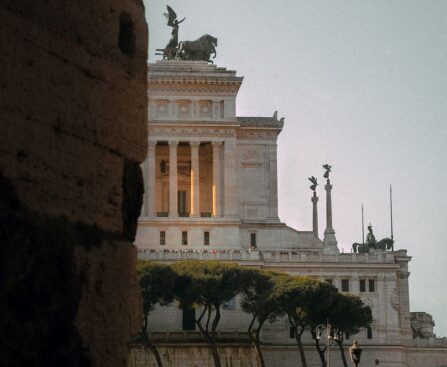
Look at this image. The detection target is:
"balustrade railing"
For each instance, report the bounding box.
[138,248,395,264]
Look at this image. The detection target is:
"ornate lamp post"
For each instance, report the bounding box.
[315,321,338,367]
[349,340,362,367]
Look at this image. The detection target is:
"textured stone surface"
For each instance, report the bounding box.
[0,0,147,234]
[128,344,258,367]
[0,0,147,366]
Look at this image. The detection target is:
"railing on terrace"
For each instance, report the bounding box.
[138,248,398,264]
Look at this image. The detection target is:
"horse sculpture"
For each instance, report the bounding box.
[352,238,394,254]
[177,34,217,63]
[352,224,394,253]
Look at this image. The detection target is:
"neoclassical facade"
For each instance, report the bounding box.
[134,61,447,367]
[137,60,325,253]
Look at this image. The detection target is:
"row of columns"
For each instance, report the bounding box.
[145,140,236,219]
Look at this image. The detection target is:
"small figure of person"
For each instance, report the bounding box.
[349,340,362,367]
[366,224,377,247]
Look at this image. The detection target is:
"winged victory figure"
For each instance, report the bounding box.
[322,164,332,179]
[164,5,185,50]
[308,176,318,192]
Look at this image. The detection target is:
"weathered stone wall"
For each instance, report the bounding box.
[129,344,447,367]
[0,0,148,366]
[129,344,258,367]
[0,0,147,233]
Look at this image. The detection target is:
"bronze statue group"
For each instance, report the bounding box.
[156,6,218,63]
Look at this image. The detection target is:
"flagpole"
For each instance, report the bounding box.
[362,204,365,245]
[390,184,394,241]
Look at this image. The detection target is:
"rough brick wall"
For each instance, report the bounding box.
[0,0,148,366]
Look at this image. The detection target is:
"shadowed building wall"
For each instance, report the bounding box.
[0,1,148,366]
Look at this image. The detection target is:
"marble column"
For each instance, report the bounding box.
[312,191,319,239]
[223,139,238,217]
[212,141,222,217]
[168,140,178,218]
[190,141,200,217]
[323,178,338,253]
[147,140,157,217]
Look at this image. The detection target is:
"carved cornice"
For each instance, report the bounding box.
[149,82,241,95]
[237,130,278,140]
[149,126,237,138]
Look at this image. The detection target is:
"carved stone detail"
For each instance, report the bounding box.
[391,288,400,312]
[178,101,191,117]
[199,100,213,118]
[148,83,241,95]
[237,130,277,140]
[149,127,236,138]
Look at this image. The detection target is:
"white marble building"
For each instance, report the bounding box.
[134,61,447,367]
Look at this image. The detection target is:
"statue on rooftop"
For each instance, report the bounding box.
[352,223,394,253]
[156,6,185,60]
[165,6,185,49]
[177,34,217,63]
[155,6,218,62]
[366,224,377,246]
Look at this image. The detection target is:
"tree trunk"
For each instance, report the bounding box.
[147,337,164,367]
[294,327,307,367]
[253,341,266,367]
[337,341,348,367]
[248,317,266,367]
[209,340,221,367]
[314,339,327,367]
[142,315,164,367]
[196,307,221,367]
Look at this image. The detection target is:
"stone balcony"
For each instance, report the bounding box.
[138,248,402,264]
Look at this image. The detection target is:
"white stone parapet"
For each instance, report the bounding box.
[412,336,447,348]
[138,248,399,264]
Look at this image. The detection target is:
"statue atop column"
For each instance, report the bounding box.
[323,164,332,181]
[309,176,319,239]
[308,176,318,192]
[155,5,218,63]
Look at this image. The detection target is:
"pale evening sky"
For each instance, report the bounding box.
[144,0,447,336]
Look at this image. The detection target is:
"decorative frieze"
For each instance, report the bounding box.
[149,126,237,138]
[237,130,278,140]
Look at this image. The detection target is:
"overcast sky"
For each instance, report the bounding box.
[144,0,447,336]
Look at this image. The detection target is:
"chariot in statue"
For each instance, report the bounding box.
[156,6,218,63]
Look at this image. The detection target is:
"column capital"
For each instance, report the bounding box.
[168,140,179,147]
[211,141,223,147]
[148,140,157,149]
[189,141,201,148]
